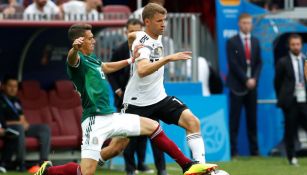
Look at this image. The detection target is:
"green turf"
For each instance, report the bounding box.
[4,157,307,175]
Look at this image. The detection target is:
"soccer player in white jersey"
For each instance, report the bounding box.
[123,3,207,163]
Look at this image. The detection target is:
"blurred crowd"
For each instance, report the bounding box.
[0,0,105,20]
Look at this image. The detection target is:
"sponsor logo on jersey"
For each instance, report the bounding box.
[139,35,149,44]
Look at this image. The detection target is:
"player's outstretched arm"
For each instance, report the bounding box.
[102,45,143,74]
[137,51,192,78]
[102,59,131,74]
[67,37,83,67]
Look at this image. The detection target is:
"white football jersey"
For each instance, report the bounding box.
[123,31,167,106]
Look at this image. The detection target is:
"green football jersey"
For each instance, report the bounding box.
[67,52,114,122]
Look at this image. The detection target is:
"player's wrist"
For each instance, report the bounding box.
[72,47,79,52]
[163,55,171,63]
[115,88,122,93]
[127,57,134,64]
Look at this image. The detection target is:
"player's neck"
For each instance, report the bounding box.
[80,49,91,56]
[145,29,159,40]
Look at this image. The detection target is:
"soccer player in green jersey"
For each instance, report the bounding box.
[35,23,217,175]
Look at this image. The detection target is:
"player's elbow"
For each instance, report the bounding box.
[137,69,148,78]
[102,64,111,74]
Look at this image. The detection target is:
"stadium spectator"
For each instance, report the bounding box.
[59,0,103,21]
[226,13,262,157]
[0,106,19,173]
[23,0,60,20]
[274,34,307,166]
[0,0,24,18]
[108,18,157,175]
[0,75,51,172]
[129,0,164,20]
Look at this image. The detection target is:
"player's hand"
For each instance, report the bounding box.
[115,89,123,97]
[72,37,84,51]
[131,44,144,63]
[22,122,30,131]
[168,51,192,62]
[246,78,256,90]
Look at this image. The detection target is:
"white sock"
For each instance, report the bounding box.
[187,133,206,163]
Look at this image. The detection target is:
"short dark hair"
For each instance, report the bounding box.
[126,18,143,29]
[288,33,303,44]
[238,13,252,21]
[68,23,92,42]
[142,3,167,22]
[2,74,17,85]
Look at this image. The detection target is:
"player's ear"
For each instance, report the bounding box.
[144,18,150,26]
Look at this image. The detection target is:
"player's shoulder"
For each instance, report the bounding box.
[135,31,152,44]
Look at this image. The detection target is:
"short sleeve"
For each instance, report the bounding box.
[135,47,151,62]
[67,52,81,68]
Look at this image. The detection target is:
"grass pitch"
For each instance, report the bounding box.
[4,157,307,175]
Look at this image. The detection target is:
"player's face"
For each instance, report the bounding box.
[81,30,96,54]
[239,17,252,34]
[3,80,18,97]
[289,38,302,56]
[148,13,166,36]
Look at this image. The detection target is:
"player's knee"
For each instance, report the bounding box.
[185,116,200,132]
[149,120,159,131]
[140,117,160,135]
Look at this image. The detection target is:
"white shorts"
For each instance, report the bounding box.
[81,113,141,161]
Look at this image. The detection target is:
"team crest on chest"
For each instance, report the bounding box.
[92,137,99,145]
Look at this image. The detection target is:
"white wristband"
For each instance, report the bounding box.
[127,57,133,64]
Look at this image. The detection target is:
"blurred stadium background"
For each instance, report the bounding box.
[1,0,307,174]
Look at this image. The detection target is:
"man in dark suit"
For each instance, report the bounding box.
[108,19,166,175]
[274,34,307,166]
[226,13,262,157]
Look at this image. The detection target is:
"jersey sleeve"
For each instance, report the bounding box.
[67,52,82,68]
[135,47,151,62]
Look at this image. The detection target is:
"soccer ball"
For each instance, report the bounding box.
[211,170,230,175]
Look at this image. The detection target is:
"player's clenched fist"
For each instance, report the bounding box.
[73,37,84,51]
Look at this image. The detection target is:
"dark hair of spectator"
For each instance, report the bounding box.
[126,18,143,29]
[238,13,252,21]
[2,74,17,85]
[142,3,167,22]
[68,23,92,42]
[288,33,303,44]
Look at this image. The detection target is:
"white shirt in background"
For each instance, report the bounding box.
[129,7,143,20]
[62,0,99,21]
[290,52,306,102]
[187,56,210,96]
[24,0,59,20]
